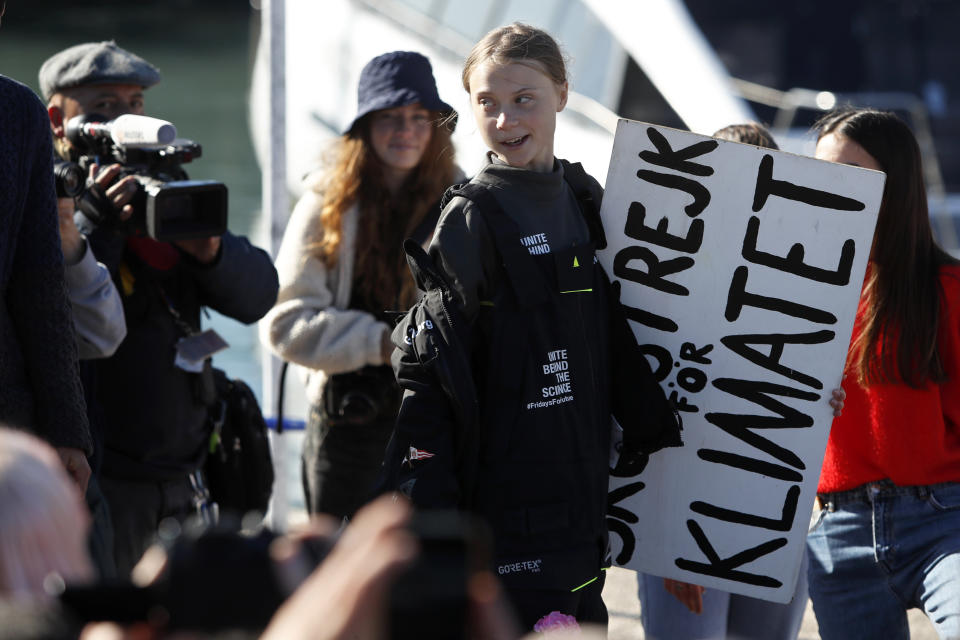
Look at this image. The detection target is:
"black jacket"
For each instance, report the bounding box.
[0,75,91,454]
[84,225,279,481]
[382,160,681,591]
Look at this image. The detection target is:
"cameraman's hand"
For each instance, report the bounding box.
[262,496,417,640]
[175,236,221,265]
[89,163,138,219]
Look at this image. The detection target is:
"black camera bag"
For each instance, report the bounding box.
[322,365,401,426]
[204,368,274,516]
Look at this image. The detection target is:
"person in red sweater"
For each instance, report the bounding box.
[807,108,960,640]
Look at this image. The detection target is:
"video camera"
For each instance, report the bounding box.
[58,113,228,242]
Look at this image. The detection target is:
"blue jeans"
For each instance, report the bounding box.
[638,552,808,640]
[807,480,960,640]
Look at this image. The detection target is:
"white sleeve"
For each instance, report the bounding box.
[258,191,389,374]
[64,238,127,359]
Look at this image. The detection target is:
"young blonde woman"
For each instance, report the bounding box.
[379,24,682,631]
[261,51,462,519]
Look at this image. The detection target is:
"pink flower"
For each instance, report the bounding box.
[533,611,580,634]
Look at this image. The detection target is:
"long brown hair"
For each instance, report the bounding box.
[817,108,958,387]
[309,111,456,311]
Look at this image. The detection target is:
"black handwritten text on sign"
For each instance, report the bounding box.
[599,121,882,603]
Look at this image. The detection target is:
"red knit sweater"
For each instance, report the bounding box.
[818,264,960,493]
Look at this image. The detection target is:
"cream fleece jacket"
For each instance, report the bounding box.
[259,190,392,406]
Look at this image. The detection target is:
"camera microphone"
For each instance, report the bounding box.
[109,114,177,146]
[66,113,177,148]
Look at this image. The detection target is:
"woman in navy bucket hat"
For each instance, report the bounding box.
[260,51,463,519]
[346,50,456,134]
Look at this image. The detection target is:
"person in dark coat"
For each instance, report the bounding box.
[0,8,92,494]
[380,23,682,631]
[40,40,279,575]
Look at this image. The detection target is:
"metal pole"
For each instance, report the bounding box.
[261,0,289,533]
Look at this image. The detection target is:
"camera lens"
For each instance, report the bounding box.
[53,160,85,198]
[339,392,379,423]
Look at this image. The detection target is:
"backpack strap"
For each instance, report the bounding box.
[444,182,550,308]
[440,182,468,211]
[560,159,607,249]
[409,195,444,247]
[403,238,450,292]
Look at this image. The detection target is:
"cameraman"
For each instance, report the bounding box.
[40,41,280,575]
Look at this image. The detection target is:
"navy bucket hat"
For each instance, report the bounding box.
[345,51,456,134]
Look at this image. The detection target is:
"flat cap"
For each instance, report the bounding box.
[39,40,160,101]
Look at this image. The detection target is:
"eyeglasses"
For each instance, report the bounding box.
[371,112,433,132]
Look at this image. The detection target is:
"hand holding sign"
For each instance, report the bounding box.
[664,578,706,614]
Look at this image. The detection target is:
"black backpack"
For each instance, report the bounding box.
[383,160,606,505]
[204,368,274,516]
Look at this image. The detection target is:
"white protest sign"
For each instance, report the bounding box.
[599,120,884,603]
